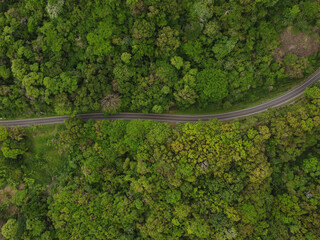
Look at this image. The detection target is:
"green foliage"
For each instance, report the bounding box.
[212,37,238,60]
[156,26,180,57]
[133,19,155,39]
[46,0,65,19]
[53,93,72,115]
[192,1,213,21]
[43,71,78,96]
[1,85,320,239]
[170,56,184,70]
[1,0,318,116]
[87,23,113,57]
[302,155,320,174]
[196,68,228,103]
[174,69,198,108]
[1,219,18,240]
[182,41,203,63]
[40,22,66,56]
[283,53,309,78]
[0,126,8,142]
[121,52,132,64]
[0,127,27,160]
[204,20,220,39]
[1,139,27,159]
[0,65,10,80]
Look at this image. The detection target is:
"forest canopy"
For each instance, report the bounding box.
[0,84,319,239]
[1,0,320,238]
[0,0,320,117]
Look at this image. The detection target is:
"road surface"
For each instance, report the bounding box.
[1,70,319,127]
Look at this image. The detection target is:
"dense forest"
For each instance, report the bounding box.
[1,0,320,239]
[0,84,319,239]
[0,0,320,117]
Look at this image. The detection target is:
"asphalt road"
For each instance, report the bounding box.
[1,70,319,127]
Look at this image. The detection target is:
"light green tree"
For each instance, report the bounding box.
[1,219,18,240]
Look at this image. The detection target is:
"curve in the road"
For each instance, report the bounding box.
[1,70,320,127]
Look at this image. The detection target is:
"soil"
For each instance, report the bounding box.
[0,186,16,204]
[0,184,24,215]
[167,122,177,127]
[274,26,320,61]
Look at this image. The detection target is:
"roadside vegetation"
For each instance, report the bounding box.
[23,125,66,185]
[0,0,320,118]
[173,67,320,114]
[1,0,320,239]
[0,84,319,239]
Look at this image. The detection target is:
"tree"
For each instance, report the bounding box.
[302,155,320,174]
[156,26,180,57]
[212,37,238,60]
[196,68,229,103]
[0,65,10,81]
[44,72,78,96]
[86,20,114,57]
[174,69,198,108]
[22,72,44,99]
[46,0,65,19]
[121,52,132,64]
[166,189,181,204]
[182,41,203,63]
[25,218,46,237]
[283,53,309,78]
[0,127,27,159]
[99,93,121,113]
[11,59,27,81]
[53,93,72,115]
[39,22,66,56]
[170,56,184,70]
[0,126,8,142]
[132,19,155,39]
[191,2,213,21]
[1,219,18,240]
[1,139,27,159]
[204,20,221,39]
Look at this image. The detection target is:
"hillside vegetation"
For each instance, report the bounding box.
[0,0,320,117]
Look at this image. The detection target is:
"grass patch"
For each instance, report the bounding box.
[1,111,59,121]
[23,124,66,185]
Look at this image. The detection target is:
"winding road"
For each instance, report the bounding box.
[1,70,320,127]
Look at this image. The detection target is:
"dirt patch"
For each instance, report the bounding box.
[167,122,177,128]
[46,177,57,194]
[274,26,320,61]
[17,184,25,190]
[0,184,24,205]
[0,186,20,218]
[0,186,16,204]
